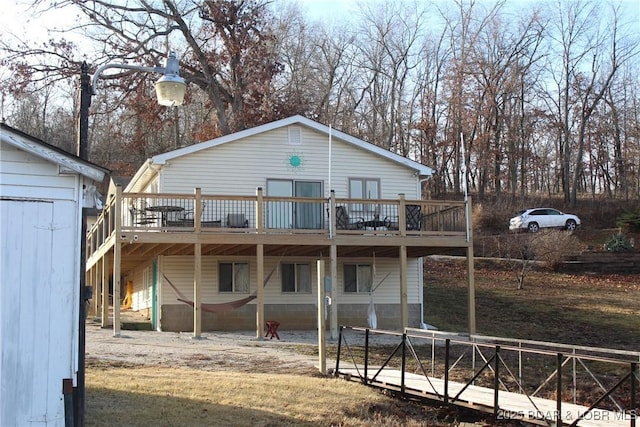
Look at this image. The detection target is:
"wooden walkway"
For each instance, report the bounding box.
[337,367,633,427]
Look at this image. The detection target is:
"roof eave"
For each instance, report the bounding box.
[1,124,108,182]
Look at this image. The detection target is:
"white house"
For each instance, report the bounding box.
[0,124,107,427]
[86,115,474,338]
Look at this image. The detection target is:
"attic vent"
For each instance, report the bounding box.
[288,126,302,145]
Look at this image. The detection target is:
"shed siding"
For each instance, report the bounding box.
[158,256,420,307]
[1,198,78,427]
[158,127,419,199]
[1,144,78,200]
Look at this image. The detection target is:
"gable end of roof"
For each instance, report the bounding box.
[1,123,109,182]
[150,115,433,177]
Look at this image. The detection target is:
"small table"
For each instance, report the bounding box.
[361,217,390,230]
[265,320,280,340]
[146,205,185,226]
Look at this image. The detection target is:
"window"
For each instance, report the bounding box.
[349,178,380,213]
[288,126,302,145]
[219,262,250,293]
[281,263,311,293]
[343,264,373,293]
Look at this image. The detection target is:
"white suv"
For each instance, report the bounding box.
[509,208,581,233]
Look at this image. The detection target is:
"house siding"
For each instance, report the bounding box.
[160,302,421,332]
[153,255,421,332]
[106,117,446,333]
[157,126,419,199]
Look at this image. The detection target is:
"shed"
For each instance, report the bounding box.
[1,124,108,426]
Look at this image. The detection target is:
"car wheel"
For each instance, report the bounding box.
[565,219,577,231]
[527,222,539,233]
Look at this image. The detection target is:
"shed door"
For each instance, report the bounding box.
[1,199,76,426]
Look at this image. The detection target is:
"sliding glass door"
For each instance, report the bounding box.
[267,180,323,229]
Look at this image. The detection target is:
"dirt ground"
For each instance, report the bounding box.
[85,321,333,374]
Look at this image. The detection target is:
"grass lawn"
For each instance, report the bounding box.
[85,361,464,427]
[86,256,639,426]
[424,257,640,350]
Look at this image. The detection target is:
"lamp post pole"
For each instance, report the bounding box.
[74,53,186,427]
[77,62,92,159]
[75,60,93,427]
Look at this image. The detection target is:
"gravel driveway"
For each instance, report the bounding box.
[85,322,329,374]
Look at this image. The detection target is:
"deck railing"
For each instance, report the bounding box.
[86,188,468,259]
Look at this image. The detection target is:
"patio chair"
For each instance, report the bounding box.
[335,206,363,230]
[129,205,157,225]
[227,213,249,228]
[406,204,422,231]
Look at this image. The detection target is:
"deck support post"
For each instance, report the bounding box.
[90,265,97,318]
[193,242,202,338]
[330,243,338,340]
[317,259,326,374]
[100,255,108,327]
[256,243,264,339]
[193,188,202,338]
[399,245,408,329]
[256,188,265,339]
[112,186,122,337]
[466,197,476,334]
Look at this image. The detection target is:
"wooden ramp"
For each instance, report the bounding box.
[337,367,632,427]
[334,327,639,427]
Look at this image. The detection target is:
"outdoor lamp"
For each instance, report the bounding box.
[78,50,187,160]
[154,52,186,106]
[90,51,186,106]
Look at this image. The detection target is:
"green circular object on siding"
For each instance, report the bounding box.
[289,155,302,167]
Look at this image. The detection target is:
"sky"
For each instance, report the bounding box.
[3,0,639,47]
[0,0,361,44]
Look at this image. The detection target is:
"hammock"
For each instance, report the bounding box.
[163,265,276,314]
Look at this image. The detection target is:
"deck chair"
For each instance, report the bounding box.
[335,206,363,230]
[227,213,249,228]
[129,205,157,225]
[406,204,422,231]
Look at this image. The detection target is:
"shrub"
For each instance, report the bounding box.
[604,233,634,252]
[472,203,508,233]
[616,210,640,233]
[529,229,581,269]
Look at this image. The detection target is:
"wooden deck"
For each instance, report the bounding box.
[337,366,634,426]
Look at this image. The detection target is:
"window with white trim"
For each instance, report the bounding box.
[343,263,373,293]
[349,178,380,214]
[219,262,250,293]
[281,262,311,293]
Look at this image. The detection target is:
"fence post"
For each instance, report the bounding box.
[334,326,343,377]
[364,329,369,385]
[493,346,500,420]
[444,338,450,404]
[631,362,637,427]
[401,333,406,393]
[557,353,563,427]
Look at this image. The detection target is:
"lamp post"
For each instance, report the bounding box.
[77,51,186,158]
[75,51,186,427]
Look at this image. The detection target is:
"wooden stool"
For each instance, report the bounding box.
[265,320,280,340]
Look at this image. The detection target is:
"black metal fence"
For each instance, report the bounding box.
[335,326,639,427]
